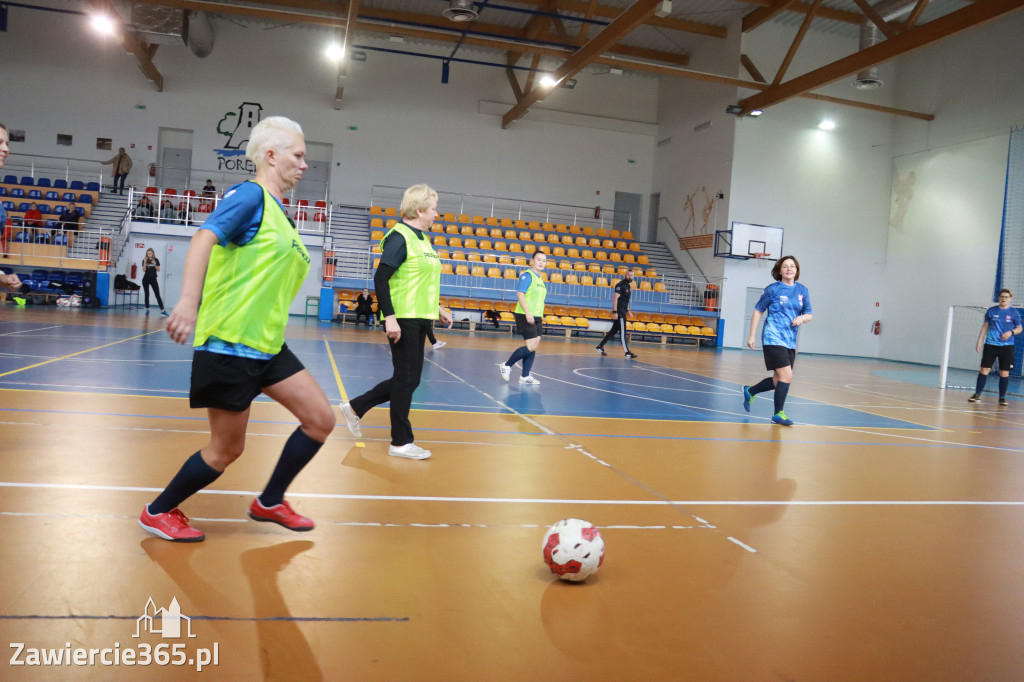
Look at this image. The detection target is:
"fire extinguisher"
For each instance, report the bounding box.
[131,263,137,279]
[871,320,881,335]
[149,163,156,179]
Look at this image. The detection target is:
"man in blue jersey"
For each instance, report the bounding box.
[968,289,1022,406]
[743,256,812,426]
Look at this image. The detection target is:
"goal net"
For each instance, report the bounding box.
[940,305,1024,396]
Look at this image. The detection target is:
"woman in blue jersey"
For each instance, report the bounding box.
[743,255,812,426]
[339,184,453,461]
[139,116,335,543]
[0,123,23,292]
[968,288,1022,406]
[499,251,547,385]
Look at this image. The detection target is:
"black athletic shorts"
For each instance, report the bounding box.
[513,312,543,340]
[189,344,305,411]
[981,343,1015,371]
[763,344,796,371]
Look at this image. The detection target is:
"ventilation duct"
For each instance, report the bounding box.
[442,0,479,22]
[854,0,916,89]
[184,11,215,58]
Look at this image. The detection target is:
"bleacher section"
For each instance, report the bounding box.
[328,208,721,346]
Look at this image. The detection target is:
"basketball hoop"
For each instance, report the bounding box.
[752,252,770,260]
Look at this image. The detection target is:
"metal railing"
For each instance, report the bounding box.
[1,154,105,188]
[370,185,633,232]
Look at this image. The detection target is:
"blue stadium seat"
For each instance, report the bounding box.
[52,233,68,246]
[11,188,24,198]
[18,203,30,211]
[0,187,6,196]
[34,233,50,244]
[52,206,65,215]
[48,271,65,285]
[86,182,100,192]
[45,191,59,200]
[39,204,51,214]
[65,272,84,289]
[12,230,30,242]
[28,189,41,199]
[53,179,68,189]
[69,180,84,190]
[31,270,48,280]
[2,201,13,210]
[3,175,16,184]
[20,177,34,186]
[62,192,75,201]
[36,178,51,188]
[78,194,93,204]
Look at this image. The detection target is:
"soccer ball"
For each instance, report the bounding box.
[542,518,605,582]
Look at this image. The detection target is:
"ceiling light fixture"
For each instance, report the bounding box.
[818,119,836,131]
[749,110,763,117]
[91,13,116,35]
[325,42,345,62]
[539,75,558,88]
[442,0,479,22]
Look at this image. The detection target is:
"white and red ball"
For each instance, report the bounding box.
[542,518,605,582]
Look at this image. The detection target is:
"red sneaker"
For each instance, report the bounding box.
[139,506,205,543]
[248,499,314,532]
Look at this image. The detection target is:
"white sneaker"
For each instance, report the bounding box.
[339,401,362,438]
[519,375,540,385]
[432,340,447,349]
[388,443,432,460]
[498,363,511,382]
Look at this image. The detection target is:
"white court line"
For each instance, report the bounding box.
[825,424,1024,454]
[728,537,758,553]
[1,482,1021,505]
[0,511,716,530]
[0,325,64,337]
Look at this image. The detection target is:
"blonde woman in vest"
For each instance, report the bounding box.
[139,116,335,542]
[339,184,453,460]
[498,250,547,385]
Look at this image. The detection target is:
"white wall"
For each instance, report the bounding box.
[0,8,657,209]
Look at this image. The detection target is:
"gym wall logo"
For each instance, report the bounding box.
[214,102,263,172]
[135,597,196,639]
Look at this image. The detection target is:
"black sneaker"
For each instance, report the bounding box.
[999,398,1009,406]
[625,351,638,359]
[967,394,981,403]
[595,346,606,356]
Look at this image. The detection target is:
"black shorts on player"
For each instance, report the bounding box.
[762,344,796,371]
[189,343,305,411]
[513,312,543,340]
[980,343,1014,372]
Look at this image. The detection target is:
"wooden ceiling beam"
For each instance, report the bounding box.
[771,0,822,85]
[736,0,862,25]
[740,54,766,83]
[502,0,663,128]
[902,0,932,30]
[849,0,900,40]
[92,0,164,90]
[738,0,1024,114]
[742,0,802,32]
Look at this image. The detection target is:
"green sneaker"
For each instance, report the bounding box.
[771,411,794,426]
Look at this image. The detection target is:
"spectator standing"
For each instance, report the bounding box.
[101,147,133,195]
[141,247,169,317]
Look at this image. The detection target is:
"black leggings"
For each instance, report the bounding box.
[348,318,429,446]
[142,277,164,310]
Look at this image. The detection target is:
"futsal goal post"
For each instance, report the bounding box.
[940,305,1024,396]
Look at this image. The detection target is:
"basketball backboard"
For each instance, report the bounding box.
[714,222,784,260]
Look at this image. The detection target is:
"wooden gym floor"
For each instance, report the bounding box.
[1,306,1022,680]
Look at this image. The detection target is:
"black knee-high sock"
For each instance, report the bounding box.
[260,427,323,507]
[506,346,529,367]
[522,350,537,377]
[749,377,776,395]
[999,376,1009,399]
[149,451,222,515]
[975,372,988,395]
[773,382,791,414]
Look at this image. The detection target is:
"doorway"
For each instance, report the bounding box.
[613,191,643,235]
[647,193,660,243]
[157,127,194,190]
